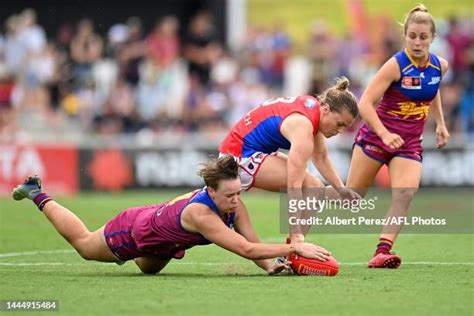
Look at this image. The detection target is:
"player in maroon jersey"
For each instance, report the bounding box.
[346,4,450,268]
[12,156,330,275]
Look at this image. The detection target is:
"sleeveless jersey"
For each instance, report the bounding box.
[375,48,442,137]
[219,95,321,157]
[107,187,236,260]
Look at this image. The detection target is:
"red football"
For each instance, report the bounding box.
[289,254,339,276]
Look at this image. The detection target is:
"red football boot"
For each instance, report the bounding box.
[368,252,401,269]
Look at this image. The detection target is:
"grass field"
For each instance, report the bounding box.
[1,190,473,315]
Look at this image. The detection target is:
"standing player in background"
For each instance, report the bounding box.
[219,77,361,244]
[346,4,450,268]
[12,156,330,275]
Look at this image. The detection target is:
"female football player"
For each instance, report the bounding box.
[12,156,330,275]
[346,4,449,268]
[219,77,361,243]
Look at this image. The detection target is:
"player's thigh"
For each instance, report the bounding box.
[135,257,170,274]
[78,226,117,262]
[346,145,383,196]
[253,154,323,192]
[388,157,422,202]
[253,154,288,191]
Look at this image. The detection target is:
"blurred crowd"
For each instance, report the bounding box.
[0,8,472,143]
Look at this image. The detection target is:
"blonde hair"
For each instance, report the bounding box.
[318,77,358,118]
[404,4,436,35]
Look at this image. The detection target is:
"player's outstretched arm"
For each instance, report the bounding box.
[232,200,289,274]
[181,204,330,262]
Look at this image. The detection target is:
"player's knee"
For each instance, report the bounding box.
[134,258,167,275]
[138,267,161,275]
[303,173,324,188]
[394,188,417,201]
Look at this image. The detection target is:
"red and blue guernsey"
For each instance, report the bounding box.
[355,49,443,163]
[104,187,235,262]
[220,96,321,157]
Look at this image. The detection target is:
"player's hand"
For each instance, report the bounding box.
[338,188,361,201]
[267,260,292,275]
[380,131,404,150]
[436,125,450,149]
[295,243,331,261]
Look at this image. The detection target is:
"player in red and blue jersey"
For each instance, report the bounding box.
[220,77,361,243]
[12,156,330,275]
[346,5,450,268]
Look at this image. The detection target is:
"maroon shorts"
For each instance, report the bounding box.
[104,205,156,262]
[355,127,423,164]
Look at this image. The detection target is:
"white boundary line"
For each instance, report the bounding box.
[0,249,474,267]
[0,250,75,258]
[1,262,474,267]
[1,250,473,266]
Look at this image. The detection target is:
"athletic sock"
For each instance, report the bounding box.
[375,237,393,255]
[33,193,53,211]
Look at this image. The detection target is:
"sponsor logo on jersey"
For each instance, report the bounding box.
[401,76,422,90]
[428,76,441,85]
[305,99,316,108]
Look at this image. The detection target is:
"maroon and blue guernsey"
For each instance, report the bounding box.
[104,187,235,262]
[355,49,443,163]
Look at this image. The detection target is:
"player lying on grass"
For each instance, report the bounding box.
[12,155,330,275]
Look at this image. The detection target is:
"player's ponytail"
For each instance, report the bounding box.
[318,76,358,118]
[335,77,350,91]
[198,155,239,190]
[404,4,436,35]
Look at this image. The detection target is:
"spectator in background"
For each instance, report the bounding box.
[95,77,137,134]
[183,11,221,87]
[136,16,187,131]
[70,18,103,89]
[146,16,179,71]
[308,20,338,94]
[3,15,27,81]
[17,9,46,56]
[446,17,472,80]
[460,39,474,139]
[0,73,18,138]
[269,22,291,92]
[119,17,146,87]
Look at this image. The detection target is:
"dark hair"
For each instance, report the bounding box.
[404,4,436,35]
[318,76,358,118]
[198,155,239,190]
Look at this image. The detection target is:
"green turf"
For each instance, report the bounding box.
[1,190,473,315]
